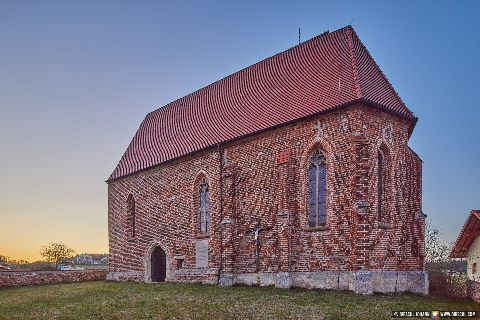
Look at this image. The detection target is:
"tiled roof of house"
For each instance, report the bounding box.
[108,26,416,181]
[450,210,480,258]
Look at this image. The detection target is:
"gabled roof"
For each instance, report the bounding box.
[108,26,416,182]
[450,210,480,258]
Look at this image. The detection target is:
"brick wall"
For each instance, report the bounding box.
[108,103,424,288]
[0,270,108,288]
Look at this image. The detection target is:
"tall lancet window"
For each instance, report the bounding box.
[199,178,210,234]
[377,151,384,221]
[126,194,135,238]
[308,149,327,227]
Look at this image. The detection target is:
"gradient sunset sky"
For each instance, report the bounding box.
[1,0,479,262]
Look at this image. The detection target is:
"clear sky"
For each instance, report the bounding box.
[1,1,479,261]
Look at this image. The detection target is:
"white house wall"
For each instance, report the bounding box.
[467,236,480,282]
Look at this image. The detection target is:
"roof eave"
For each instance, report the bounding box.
[106,98,416,183]
[450,210,480,259]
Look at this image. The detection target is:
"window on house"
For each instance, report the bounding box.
[377,151,384,221]
[473,263,477,274]
[199,178,210,234]
[308,149,327,227]
[126,194,135,238]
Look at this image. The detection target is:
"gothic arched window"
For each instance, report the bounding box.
[126,194,135,238]
[377,151,384,221]
[199,178,210,234]
[308,149,327,227]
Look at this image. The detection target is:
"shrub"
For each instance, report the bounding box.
[28,261,56,271]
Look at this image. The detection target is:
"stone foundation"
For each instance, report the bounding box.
[106,271,143,282]
[108,268,428,295]
[174,268,219,284]
[0,270,107,288]
[220,271,428,295]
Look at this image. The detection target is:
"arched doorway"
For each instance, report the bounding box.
[151,246,167,282]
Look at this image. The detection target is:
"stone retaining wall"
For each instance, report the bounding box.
[0,270,108,288]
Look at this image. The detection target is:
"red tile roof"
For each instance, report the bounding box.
[108,26,416,181]
[450,210,480,258]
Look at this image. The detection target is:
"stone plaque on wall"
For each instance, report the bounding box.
[195,239,209,268]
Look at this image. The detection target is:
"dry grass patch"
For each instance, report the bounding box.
[0,281,478,319]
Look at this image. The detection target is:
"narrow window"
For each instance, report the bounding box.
[199,178,210,234]
[127,194,135,238]
[473,263,477,274]
[377,152,384,221]
[308,149,327,227]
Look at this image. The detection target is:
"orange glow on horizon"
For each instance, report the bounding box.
[1,201,109,262]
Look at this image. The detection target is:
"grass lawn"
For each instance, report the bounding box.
[0,281,478,320]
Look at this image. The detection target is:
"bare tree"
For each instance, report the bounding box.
[425,220,467,297]
[425,220,451,263]
[40,242,76,269]
[0,254,9,264]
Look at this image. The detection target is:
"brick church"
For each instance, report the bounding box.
[107,26,428,294]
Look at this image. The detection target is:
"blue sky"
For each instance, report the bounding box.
[0,0,479,260]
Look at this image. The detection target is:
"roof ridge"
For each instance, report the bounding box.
[148,26,352,116]
[346,26,362,99]
[473,210,480,219]
[349,28,414,118]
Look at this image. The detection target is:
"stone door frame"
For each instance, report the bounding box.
[144,241,171,283]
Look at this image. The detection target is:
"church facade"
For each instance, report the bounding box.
[107,26,428,294]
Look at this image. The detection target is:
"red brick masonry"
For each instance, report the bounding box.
[0,270,108,288]
[108,104,428,294]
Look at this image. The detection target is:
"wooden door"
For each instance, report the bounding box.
[151,247,166,282]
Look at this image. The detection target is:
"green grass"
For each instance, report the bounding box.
[0,281,478,320]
